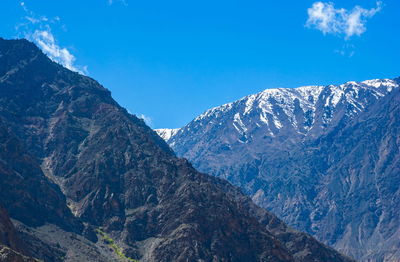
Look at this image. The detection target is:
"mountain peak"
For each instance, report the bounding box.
[175,78,399,140]
[159,77,400,262]
[155,128,180,142]
[0,38,43,59]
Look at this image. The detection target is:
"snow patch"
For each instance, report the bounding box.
[361,79,398,89]
[155,128,180,141]
[233,113,248,134]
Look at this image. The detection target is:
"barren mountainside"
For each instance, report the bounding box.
[0,37,355,262]
[158,77,400,261]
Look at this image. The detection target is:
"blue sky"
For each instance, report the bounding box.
[0,0,399,128]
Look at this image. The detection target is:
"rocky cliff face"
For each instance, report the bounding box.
[0,205,39,262]
[158,78,400,261]
[0,37,354,262]
[0,205,23,253]
[0,120,82,232]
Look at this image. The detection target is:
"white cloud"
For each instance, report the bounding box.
[306,1,382,39]
[138,114,153,127]
[17,2,87,75]
[30,29,84,73]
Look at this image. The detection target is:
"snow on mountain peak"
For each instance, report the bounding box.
[158,78,399,143]
[194,102,234,122]
[361,78,397,90]
[155,128,180,142]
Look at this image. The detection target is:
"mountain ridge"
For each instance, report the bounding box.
[158,78,397,141]
[157,77,400,261]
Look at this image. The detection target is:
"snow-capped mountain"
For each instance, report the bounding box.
[159,78,397,142]
[156,78,400,262]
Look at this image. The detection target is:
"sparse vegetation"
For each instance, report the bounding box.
[96,228,139,262]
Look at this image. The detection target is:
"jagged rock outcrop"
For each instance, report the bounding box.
[0,206,22,253]
[0,205,39,262]
[158,78,400,261]
[0,37,355,262]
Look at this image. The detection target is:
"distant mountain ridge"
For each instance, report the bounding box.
[158,78,397,143]
[157,77,400,262]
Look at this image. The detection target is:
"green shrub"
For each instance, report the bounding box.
[96,228,139,262]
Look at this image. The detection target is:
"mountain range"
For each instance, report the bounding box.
[0,38,356,261]
[157,77,400,261]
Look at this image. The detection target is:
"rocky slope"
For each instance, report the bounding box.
[0,205,39,262]
[0,120,81,232]
[0,205,23,254]
[0,246,39,262]
[0,37,354,261]
[158,78,400,261]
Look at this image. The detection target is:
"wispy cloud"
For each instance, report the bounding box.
[108,0,128,6]
[306,1,382,39]
[334,43,355,57]
[17,2,87,75]
[138,114,153,127]
[20,2,49,24]
[31,29,85,73]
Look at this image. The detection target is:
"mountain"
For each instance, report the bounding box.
[0,37,355,261]
[157,78,400,261]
